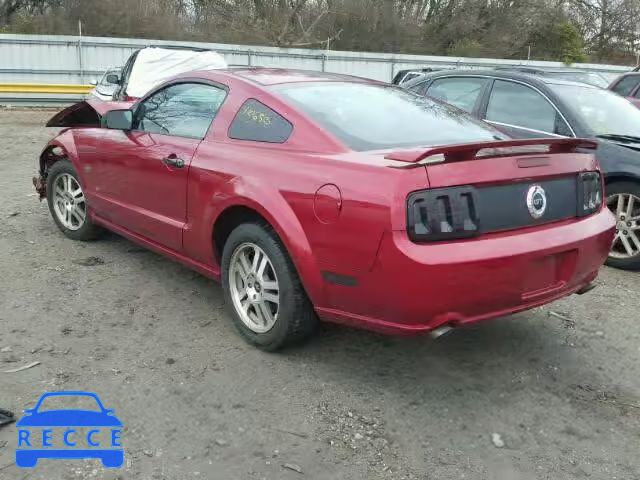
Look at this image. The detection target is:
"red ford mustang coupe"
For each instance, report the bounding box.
[34,68,615,350]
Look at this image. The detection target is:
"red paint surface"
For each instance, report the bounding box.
[41,68,616,335]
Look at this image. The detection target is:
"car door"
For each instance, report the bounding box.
[423,77,490,114]
[481,79,573,138]
[89,81,227,251]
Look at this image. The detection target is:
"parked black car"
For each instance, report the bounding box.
[392,68,443,85]
[403,70,640,270]
[492,66,610,88]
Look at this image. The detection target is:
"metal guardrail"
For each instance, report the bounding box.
[0,83,92,94]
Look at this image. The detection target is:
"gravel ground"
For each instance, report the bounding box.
[0,109,639,480]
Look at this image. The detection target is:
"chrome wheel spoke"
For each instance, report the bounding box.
[262,280,278,291]
[256,301,273,326]
[237,253,251,280]
[240,298,251,315]
[629,231,640,251]
[251,247,262,273]
[71,206,85,223]
[262,292,279,304]
[626,195,635,217]
[257,256,268,278]
[620,233,635,257]
[616,194,625,216]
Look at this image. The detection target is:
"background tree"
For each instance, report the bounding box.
[0,0,638,64]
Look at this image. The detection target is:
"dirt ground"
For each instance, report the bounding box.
[0,109,639,480]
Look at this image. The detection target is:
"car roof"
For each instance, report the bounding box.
[207,67,380,86]
[403,69,599,89]
[494,66,589,74]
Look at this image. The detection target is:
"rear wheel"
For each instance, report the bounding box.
[221,222,317,350]
[46,160,102,241]
[605,181,640,270]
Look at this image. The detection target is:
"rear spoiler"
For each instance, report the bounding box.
[384,138,597,167]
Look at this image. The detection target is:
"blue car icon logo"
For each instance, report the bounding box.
[15,391,123,468]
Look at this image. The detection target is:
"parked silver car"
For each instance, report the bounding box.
[88,67,122,101]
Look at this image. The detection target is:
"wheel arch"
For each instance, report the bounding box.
[210,197,325,307]
[38,132,81,175]
[35,133,82,199]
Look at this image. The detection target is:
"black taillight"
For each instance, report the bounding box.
[407,186,481,242]
[577,172,602,217]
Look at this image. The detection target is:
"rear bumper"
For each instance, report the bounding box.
[316,209,615,335]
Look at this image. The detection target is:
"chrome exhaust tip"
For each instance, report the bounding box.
[428,324,455,339]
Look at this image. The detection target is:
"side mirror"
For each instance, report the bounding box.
[89,79,98,86]
[105,74,120,85]
[103,109,133,130]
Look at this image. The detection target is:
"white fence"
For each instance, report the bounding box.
[0,33,632,104]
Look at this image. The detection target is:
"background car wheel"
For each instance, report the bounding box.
[46,160,102,241]
[221,222,317,351]
[605,181,640,270]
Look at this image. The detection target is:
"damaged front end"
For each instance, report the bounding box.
[45,99,132,128]
[32,146,66,200]
[33,99,133,200]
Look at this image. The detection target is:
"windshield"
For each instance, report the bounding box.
[550,83,640,136]
[276,83,503,151]
[546,72,609,88]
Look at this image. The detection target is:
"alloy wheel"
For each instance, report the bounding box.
[607,192,640,259]
[52,173,86,231]
[228,242,280,333]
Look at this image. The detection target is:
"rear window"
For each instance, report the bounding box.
[229,99,293,143]
[275,83,502,151]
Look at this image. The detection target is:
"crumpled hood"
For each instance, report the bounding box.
[46,99,133,127]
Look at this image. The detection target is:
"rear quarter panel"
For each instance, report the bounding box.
[184,142,422,308]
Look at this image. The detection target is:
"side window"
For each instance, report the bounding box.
[611,75,640,96]
[486,80,560,134]
[135,83,226,139]
[425,77,487,113]
[229,99,293,143]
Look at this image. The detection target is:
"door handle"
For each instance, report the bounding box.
[161,156,185,168]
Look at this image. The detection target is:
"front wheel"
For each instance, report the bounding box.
[221,222,317,351]
[46,160,102,241]
[605,181,640,270]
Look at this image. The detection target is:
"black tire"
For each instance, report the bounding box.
[605,181,640,270]
[46,159,103,241]
[221,222,317,351]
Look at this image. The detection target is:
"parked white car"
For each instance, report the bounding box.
[112,46,227,101]
[87,67,122,101]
